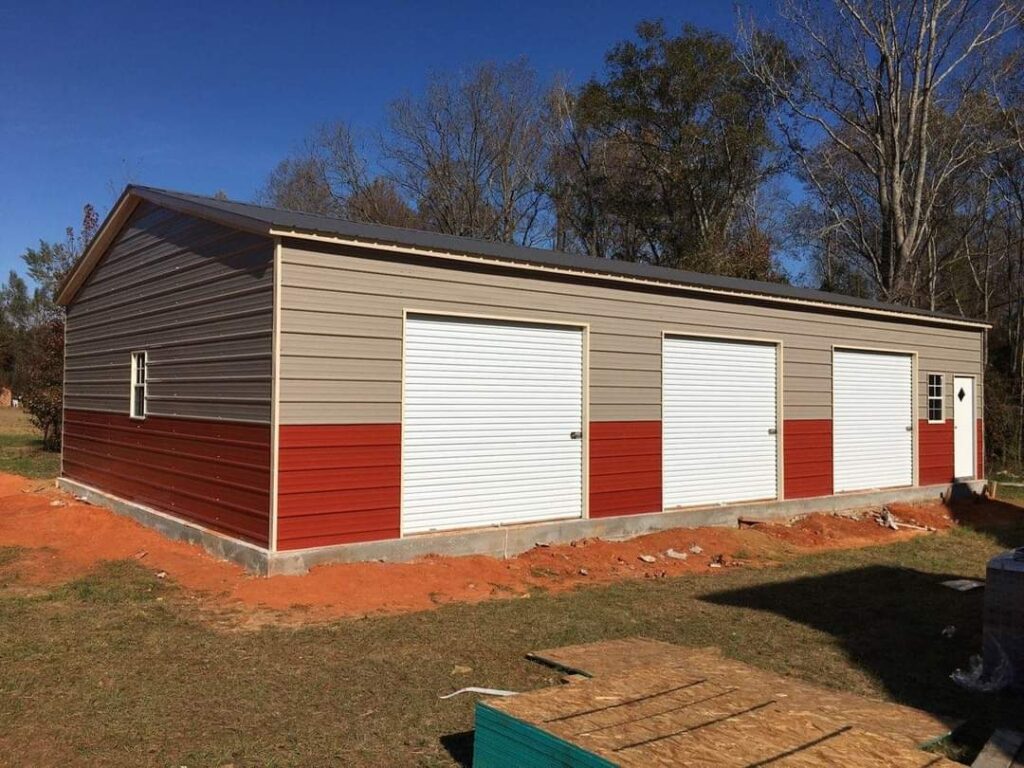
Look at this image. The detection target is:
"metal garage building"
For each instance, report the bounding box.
[56,186,988,573]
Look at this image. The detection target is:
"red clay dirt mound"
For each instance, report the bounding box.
[751,502,957,549]
[0,472,1012,624]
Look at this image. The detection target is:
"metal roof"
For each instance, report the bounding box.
[59,184,988,328]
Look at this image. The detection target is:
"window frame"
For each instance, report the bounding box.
[130,351,148,420]
[926,372,944,424]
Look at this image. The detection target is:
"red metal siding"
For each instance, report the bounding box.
[977,418,985,479]
[277,424,400,550]
[783,419,832,499]
[918,419,954,485]
[62,409,271,545]
[589,421,662,518]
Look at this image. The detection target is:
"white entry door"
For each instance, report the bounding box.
[833,349,914,492]
[953,376,976,479]
[401,315,584,534]
[663,336,778,507]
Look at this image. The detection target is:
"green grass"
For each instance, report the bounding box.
[1,517,1023,766]
[0,409,59,479]
[996,483,1024,506]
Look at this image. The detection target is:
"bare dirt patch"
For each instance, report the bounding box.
[751,502,956,549]
[0,471,1015,624]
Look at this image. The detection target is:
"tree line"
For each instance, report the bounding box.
[2,0,1022,466]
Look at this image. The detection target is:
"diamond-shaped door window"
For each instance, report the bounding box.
[958,388,966,401]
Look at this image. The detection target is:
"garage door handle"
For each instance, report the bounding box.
[906,426,913,432]
[570,431,583,440]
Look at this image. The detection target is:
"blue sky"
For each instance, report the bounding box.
[0,0,777,277]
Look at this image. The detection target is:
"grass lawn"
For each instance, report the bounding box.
[0,409,59,479]
[1,513,1023,766]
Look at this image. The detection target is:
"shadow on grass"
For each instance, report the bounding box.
[945,490,1024,551]
[703,563,1024,757]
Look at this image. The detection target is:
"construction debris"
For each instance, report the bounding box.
[952,639,1014,693]
[941,579,984,592]
[637,554,656,564]
[688,543,704,555]
[869,507,938,532]
[487,639,960,768]
[876,507,900,530]
[665,548,688,561]
[834,508,867,521]
[440,686,517,700]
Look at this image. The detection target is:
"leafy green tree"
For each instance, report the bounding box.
[550,21,789,277]
[1,203,97,450]
[21,203,97,318]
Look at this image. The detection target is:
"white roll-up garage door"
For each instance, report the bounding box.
[833,349,913,493]
[663,336,778,507]
[402,315,584,534]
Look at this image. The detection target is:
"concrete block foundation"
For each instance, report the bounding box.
[57,477,987,576]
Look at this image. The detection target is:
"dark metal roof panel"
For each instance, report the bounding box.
[127,185,986,327]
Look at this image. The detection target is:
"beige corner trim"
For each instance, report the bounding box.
[271,230,991,331]
[268,238,283,552]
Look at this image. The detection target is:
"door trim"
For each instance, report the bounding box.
[400,309,590,537]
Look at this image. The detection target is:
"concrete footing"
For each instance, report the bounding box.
[58,478,272,575]
[58,476,987,576]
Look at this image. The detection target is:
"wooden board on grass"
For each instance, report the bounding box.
[527,637,956,748]
[473,639,960,768]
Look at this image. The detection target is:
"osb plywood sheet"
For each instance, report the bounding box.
[527,638,955,747]
[497,639,961,767]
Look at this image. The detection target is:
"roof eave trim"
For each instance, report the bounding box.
[268,227,992,330]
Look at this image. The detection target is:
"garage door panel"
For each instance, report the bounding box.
[402,315,584,534]
[833,350,913,493]
[663,337,778,508]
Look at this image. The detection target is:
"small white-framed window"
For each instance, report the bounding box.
[130,351,147,419]
[927,373,944,423]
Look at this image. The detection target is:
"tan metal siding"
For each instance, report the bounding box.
[65,202,274,423]
[278,243,984,425]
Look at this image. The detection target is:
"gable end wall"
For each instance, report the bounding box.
[61,202,275,546]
